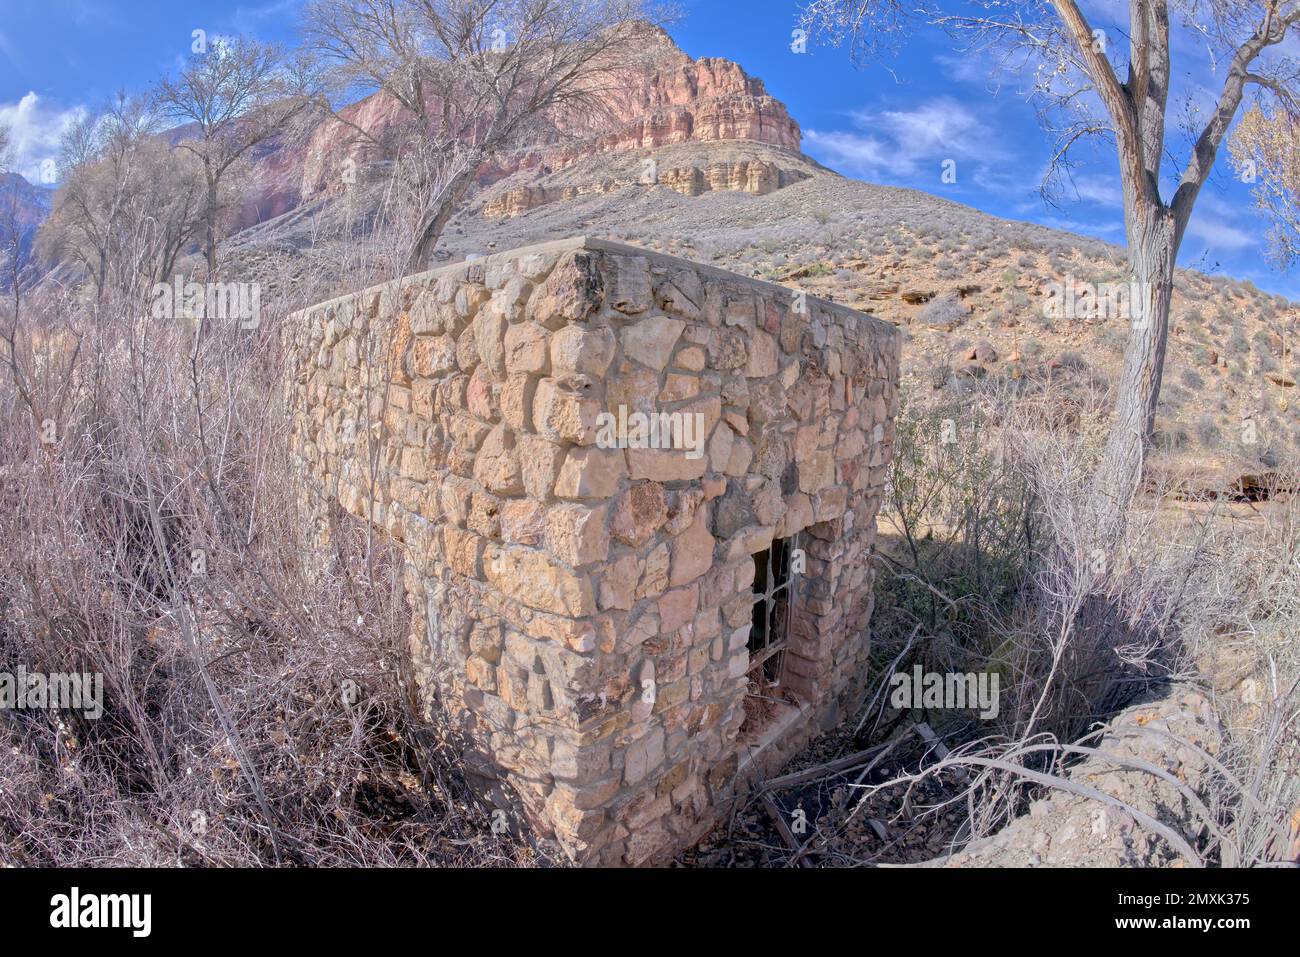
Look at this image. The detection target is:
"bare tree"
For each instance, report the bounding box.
[156,37,318,277]
[303,0,661,275]
[39,93,204,298]
[1231,105,1300,268]
[800,0,1300,542]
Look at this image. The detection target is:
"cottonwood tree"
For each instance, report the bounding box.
[156,36,318,277]
[303,0,661,275]
[40,94,204,299]
[1231,106,1300,268]
[801,0,1300,542]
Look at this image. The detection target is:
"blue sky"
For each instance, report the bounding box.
[0,0,1295,297]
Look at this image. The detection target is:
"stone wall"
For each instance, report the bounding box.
[282,237,900,865]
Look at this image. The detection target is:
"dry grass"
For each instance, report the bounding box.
[3,153,1295,867]
[0,194,537,867]
[782,378,1299,866]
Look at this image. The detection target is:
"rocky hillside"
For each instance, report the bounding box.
[230,24,807,231]
[235,173,1297,495]
[0,171,51,224]
[218,30,1298,493]
[478,140,820,218]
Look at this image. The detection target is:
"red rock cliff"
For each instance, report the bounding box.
[243,26,802,227]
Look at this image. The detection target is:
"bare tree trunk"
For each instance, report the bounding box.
[402,158,481,277]
[204,170,218,280]
[1088,204,1178,545]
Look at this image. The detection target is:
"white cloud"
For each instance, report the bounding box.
[0,92,87,183]
[936,50,1037,93]
[806,98,1008,181]
[1182,191,1256,252]
[1038,215,1124,238]
[1065,174,1124,209]
[230,0,300,33]
[1185,216,1255,251]
[876,100,985,156]
[802,128,896,177]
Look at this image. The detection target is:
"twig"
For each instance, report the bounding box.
[763,742,890,790]
[761,793,815,868]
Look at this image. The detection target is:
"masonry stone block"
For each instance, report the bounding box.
[282,238,899,866]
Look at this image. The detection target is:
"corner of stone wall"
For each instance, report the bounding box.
[281,237,901,866]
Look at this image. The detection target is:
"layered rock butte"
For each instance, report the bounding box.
[240,25,810,229]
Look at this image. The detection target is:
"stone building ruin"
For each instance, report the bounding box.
[282,238,900,865]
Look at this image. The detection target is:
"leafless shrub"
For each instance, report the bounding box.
[38,93,203,299]
[859,378,1298,865]
[911,294,962,331]
[0,182,533,867]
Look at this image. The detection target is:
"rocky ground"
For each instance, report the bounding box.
[673,686,1229,868]
[224,147,1296,868]
[929,689,1222,868]
[211,29,1297,869]
[233,148,1298,497]
[455,168,1298,495]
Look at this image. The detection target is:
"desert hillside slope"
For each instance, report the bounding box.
[223,28,1297,493]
